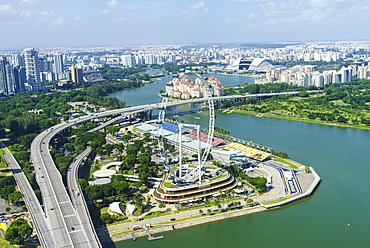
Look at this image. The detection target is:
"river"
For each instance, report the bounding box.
[108,73,370,248]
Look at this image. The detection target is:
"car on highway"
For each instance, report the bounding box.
[133,225,141,230]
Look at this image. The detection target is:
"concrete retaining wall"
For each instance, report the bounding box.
[100,205,265,243]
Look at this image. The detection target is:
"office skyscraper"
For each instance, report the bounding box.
[23,48,41,91]
[70,66,83,83]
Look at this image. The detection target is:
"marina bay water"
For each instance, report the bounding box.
[109,72,254,106]
[108,74,370,247]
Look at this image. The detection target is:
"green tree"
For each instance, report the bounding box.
[100,213,114,224]
[115,143,125,153]
[124,153,136,169]
[5,218,32,245]
[8,191,23,206]
[138,152,151,166]
[78,179,89,190]
[86,185,103,200]
[63,143,74,152]
[158,201,166,211]
[106,126,120,136]
[298,91,309,97]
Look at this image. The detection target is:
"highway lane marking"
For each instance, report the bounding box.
[59,201,71,205]
[64,214,76,218]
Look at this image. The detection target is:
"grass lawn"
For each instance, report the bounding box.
[273,158,299,169]
[100,206,109,214]
[163,182,173,187]
[0,149,8,167]
[330,100,350,106]
[0,236,18,248]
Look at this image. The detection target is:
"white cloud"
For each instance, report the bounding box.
[225,17,238,22]
[0,4,14,13]
[134,5,153,11]
[106,0,118,7]
[74,16,81,21]
[247,13,257,19]
[190,2,205,10]
[115,17,125,22]
[183,1,209,14]
[180,17,192,22]
[309,0,348,7]
[254,0,352,25]
[51,16,65,25]
[99,9,110,14]
[19,0,39,6]
[233,0,267,2]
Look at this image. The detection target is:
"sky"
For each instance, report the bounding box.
[1,0,370,49]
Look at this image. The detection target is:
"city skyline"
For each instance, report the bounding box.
[1,0,370,49]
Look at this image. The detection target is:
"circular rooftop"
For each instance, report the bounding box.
[93,169,116,178]
[93,178,111,185]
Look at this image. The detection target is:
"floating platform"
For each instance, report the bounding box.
[148,235,164,241]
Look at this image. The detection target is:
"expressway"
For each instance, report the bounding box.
[28,90,316,247]
[0,142,55,247]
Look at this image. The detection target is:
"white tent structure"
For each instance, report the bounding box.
[108,202,125,215]
[126,203,136,215]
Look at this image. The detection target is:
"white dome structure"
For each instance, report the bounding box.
[227,58,274,71]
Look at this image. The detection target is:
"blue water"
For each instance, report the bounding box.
[108,74,370,248]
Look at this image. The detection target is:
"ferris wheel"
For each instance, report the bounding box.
[156,75,215,184]
[156,97,168,166]
[176,89,215,183]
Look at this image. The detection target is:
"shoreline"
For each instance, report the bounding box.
[231,109,370,131]
[99,166,321,244]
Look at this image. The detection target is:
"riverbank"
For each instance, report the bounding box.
[232,109,370,131]
[100,205,265,244]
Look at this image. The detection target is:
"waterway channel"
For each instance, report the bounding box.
[108,73,370,247]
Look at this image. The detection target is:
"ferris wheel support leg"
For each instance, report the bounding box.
[197,125,201,182]
[178,123,183,180]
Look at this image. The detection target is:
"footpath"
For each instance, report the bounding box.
[100,205,265,244]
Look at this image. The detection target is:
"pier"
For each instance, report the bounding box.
[146,229,164,241]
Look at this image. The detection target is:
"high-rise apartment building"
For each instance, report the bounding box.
[53,54,64,73]
[23,48,41,91]
[0,57,16,95]
[12,54,25,67]
[120,54,136,67]
[144,54,156,65]
[13,66,26,93]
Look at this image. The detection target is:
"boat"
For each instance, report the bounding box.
[194,117,200,119]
